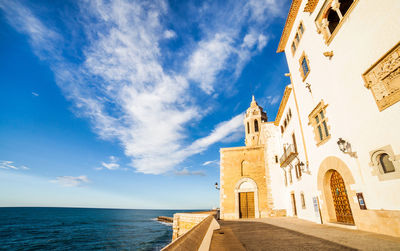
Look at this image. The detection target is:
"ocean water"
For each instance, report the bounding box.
[0,207,197,250]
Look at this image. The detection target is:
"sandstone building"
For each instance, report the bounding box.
[220,0,400,237]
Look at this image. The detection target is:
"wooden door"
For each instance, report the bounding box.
[330,170,354,224]
[247,192,255,218]
[239,192,255,218]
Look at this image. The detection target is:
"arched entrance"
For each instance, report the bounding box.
[234,178,259,219]
[317,156,357,226]
[330,170,354,224]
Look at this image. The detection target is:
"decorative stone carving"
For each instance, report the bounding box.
[315,0,359,44]
[303,0,319,13]
[363,42,400,111]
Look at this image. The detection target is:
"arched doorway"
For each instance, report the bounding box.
[330,170,354,224]
[234,178,259,219]
[317,156,357,226]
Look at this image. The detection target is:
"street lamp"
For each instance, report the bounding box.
[337,138,357,158]
[337,138,348,153]
[215,182,220,190]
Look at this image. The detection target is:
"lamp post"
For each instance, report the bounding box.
[337,138,347,153]
[215,182,220,190]
[337,138,357,158]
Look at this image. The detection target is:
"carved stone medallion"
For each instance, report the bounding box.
[363,42,400,111]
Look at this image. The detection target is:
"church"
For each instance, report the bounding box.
[219,0,400,238]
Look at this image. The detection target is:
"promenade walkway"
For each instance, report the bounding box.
[210,217,400,250]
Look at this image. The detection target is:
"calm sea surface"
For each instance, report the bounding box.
[0,207,199,250]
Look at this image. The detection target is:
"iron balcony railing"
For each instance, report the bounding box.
[280,144,298,167]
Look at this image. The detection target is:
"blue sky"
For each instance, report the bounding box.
[0,0,290,209]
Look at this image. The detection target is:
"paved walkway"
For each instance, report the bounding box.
[210,217,400,250]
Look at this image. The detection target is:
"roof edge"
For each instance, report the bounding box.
[274,85,292,126]
[277,0,303,53]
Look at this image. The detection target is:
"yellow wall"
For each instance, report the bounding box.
[220,145,271,219]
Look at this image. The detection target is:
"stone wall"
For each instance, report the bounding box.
[171,211,217,240]
[220,146,270,219]
[163,211,219,251]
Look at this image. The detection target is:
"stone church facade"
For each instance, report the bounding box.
[220,0,400,238]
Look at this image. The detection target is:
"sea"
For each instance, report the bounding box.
[0,207,200,250]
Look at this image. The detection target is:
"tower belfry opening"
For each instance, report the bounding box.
[244,96,268,146]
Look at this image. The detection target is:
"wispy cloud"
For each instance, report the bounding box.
[174,167,206,176]
[267,95,281,105]
[50,175,89,187]
[0,160,29,170]
[97,156,120,170]
[0,1,61,60]
[187,33,234,94]
[184,113,244,156]
[0,0,284,174]
[31,92,39,97]
[202,160,219,166]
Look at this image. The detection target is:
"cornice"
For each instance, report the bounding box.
[304,0,319,13]
[274,86,292,126]
[277,0,303,53]
[220,145,264,152]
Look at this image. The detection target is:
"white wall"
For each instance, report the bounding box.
[274,88,321,222]
[283,0,400,212]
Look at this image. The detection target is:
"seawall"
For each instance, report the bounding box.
[162,210,219,251]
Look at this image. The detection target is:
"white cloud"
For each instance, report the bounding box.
[99,156,120,170]
[0,0,282,175]
[0,1,61,60]
[174,167,206,176]
[102,162,119,170]
[187,33,234,94]
[50,175,90,187]
[257,34,268,51]
[164,29,176,39]
[242,34,257,49]
[0,160,28,170]
[248,0,284,21]
[202,160,219,166]
[267,95,281,105]
[183,113,244,156]
[32,92,39,97]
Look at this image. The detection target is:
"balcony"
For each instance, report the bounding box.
[280,144,298,167]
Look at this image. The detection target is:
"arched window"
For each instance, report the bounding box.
[380,153,395,173]
[247,122,250,134]
[327,9,340,34]
[241,161,249,176]
[254,120,259,132]
[300,193,306,209]
[339,0,354,16]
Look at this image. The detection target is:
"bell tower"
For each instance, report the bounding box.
[244,96,268,146]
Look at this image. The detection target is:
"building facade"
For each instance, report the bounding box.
[220,0,400,237]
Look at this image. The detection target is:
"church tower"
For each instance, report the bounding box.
[244,96,268,146]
